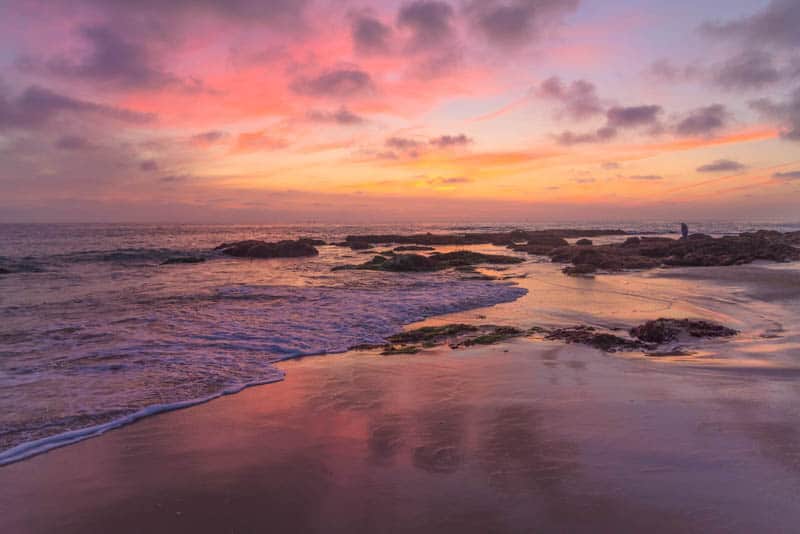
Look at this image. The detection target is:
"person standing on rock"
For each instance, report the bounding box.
[681,222,689,239]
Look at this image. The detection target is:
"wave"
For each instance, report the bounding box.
[0,278,528,466]
[0,374,284,466]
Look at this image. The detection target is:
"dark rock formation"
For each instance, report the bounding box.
[545,326,645,352]
[343,229,626,247]
[298,238,326,246]
[508,235,570,255]
[388,324,478,344]
[161,257,206,265]
[216,239,319,258]
[455,326,525,347]
[0,267,10,275]
[334,251,524,272]
[630,318,738,343]
[544,231,799,274]
[575,238,593,246]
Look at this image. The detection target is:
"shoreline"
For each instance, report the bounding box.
[3,254,798,467]
[3,329,800,532]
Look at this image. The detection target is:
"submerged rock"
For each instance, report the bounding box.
[388,324,479,344]
[545,326,644,352]
[216,239,319,259]
[455,326,525,347]
[575,238,593,246]
[630,318,738,343]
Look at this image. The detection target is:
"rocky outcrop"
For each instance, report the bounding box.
[350,317,738,357]
[545,326,645,352]
[215,239,320,258]
[334,251,524,272]
[630,319,738,343]
[342,229,626,248]
[575,238,593,245]
[544,232,799,274]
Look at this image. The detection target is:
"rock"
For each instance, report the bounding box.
[216,239,319,259]
[342,229,626,247]
[576,238,593,246]
[546,326,644,352]
[0,267,10,274]
[381,254,437,271]
[388,324,479,344]
[298,238,326,246]
[349,241,374,250]
[161,257,206,265]
[455,326,525,347]
[630,319,738,343]
[541,231,800,275]
[334,250,524,272]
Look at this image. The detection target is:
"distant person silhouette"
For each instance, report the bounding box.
[681,222,689,239]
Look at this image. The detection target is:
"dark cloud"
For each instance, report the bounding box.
[465,0,580,48]
[697,159,746,173]
[158,174,192,183]
[290,68,373,98]
[645,59,700,82]
[351,14,392,55]
[191,130,227,144]
[55,135,93,150]
[535,77,603,120]
[0,85,155,130]
[307,107,365,125]
[606,105,662,129]
[437,176,471,184]
[386,137,422,151]
[77,0,310,28]
[749,87,800,140]
[554,126,616,145]
[28,25,174,89]
[773,170,800,180]
[712,50,781,90]
[674,104,729,136]
[139,160,158,172]
[701,0,800,49]
[429,134,472,147]
[397,1,455,51]
[628,175,663,181]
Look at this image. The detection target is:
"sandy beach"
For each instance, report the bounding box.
[2,257,799,533]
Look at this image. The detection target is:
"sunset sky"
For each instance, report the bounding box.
[1,0,799,222]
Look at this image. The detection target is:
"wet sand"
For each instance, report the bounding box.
[2,259,800,533]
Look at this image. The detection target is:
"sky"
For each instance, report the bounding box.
[0,0,799,223]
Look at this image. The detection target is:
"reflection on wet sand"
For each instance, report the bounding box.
[2,336,800,533]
